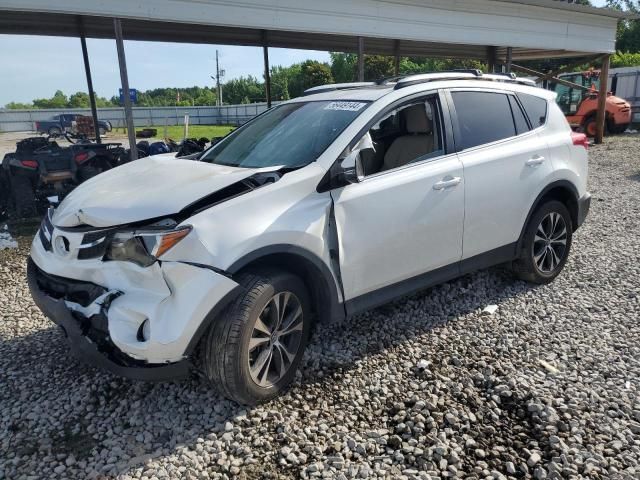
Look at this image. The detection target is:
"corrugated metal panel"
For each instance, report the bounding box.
[0,0,619,55]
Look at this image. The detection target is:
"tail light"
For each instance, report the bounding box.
[35,122,40,130]
[20,159,38,168]
[571,132,589,150]
[74,152,90,164]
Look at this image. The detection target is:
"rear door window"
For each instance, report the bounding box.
[517,93,548,127]
[451,91,516,150]
[508,95,530,135]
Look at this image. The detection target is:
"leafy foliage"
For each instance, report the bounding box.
[611,51,640,67]
[606,0,640,53]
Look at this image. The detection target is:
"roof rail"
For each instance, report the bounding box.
[303,70,537,96]
[482,73,536,86]
[394,72,479,89]
[394,70,536,89]
[303,82,376,96]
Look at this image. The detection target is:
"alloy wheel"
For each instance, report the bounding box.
[248,291,304,388]
[532,212,568,274]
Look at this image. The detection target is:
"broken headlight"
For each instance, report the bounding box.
[105,226,192,267]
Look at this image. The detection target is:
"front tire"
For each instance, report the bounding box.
[200,271,312,405]
[512,200,573,284]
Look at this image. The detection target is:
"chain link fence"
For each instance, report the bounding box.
[0,102,281,133]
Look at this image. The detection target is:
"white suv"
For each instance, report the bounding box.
[28,71,591,404]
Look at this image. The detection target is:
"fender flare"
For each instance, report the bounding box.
[516,179,579,253]
[226,244,345,323]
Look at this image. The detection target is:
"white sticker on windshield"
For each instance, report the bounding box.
[324,101,367,112]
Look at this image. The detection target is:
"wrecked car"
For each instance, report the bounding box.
[1,136,127,219]
[28,71,590,404]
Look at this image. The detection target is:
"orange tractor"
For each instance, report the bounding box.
[548,70,632,136]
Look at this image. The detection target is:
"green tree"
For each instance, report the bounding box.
[330,52,357,82]
[270,65,293,101]
[606,1,640,52]
[4,101,33,109]
[32,90,68,109]
[299,60,334,92]
[611,51,640,67]
[68,91,90,108]
[223,76,264,104]
[364,55,395,81]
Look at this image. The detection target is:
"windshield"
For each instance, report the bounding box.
[200,100,369,168]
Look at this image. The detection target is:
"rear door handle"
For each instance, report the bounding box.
[526,155,545,166]
[433,176,461,190]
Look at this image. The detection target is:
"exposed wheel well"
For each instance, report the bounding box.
[234,252,341,325]
[517,182,579,255]
[539,186,579,230]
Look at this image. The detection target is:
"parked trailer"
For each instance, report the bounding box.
[609,66,640,124]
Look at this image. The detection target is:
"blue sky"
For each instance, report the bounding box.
[0,0,610,106]
[0,35,330,105]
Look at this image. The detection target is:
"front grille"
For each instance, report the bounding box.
[39,208,54,251]
[77,229,113,260]
[32,262,106,307]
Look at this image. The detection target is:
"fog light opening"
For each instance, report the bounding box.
[137,319,150,342]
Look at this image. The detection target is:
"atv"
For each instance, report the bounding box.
[1,136,127,220]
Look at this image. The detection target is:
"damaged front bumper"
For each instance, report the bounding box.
[28,222,242,380]
[27,258,189,381]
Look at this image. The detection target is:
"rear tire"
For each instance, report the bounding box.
[9,175,37,219]
[609,123,629,134]
[0,171,9,220]
[77,166,101,182]
[512,200,573,284]
[583,115,597,137]
[78,157,112,182]
[48,127,62,136]
[199,270,312,405]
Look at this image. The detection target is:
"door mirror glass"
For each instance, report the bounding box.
[340,133,374,183]
[340,150,364,183]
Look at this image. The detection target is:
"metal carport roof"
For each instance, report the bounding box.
[0,0,633,60]
[0,0,633,147]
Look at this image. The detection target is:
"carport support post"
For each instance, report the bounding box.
[505,47,513,74]
[487,46,497,74]
[595,54,610,145]
[78,17,100,144]
[262,31,271,108]
[114,18,137,161]
[357,37,365,81]
[393,40,401,76]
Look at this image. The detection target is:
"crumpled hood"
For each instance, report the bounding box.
[53,155,276,228]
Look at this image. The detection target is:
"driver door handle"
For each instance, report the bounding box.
[433,176,461,190]
[526,155,545,166]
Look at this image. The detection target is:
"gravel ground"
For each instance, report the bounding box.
[1,135,640,480]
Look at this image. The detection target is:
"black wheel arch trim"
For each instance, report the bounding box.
[226,244,346,323]
[517,180,580,253]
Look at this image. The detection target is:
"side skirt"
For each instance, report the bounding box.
[344,242,517,317]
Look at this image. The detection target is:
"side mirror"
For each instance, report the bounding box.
[339,133,373,184]
[340,149,365,184]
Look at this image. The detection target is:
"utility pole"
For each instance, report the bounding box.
[215,50,223,106]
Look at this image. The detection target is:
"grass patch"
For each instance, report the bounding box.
[116,125,236,140]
